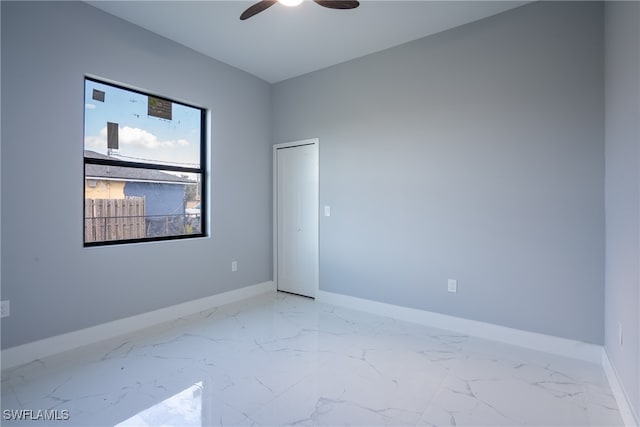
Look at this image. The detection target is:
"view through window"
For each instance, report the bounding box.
[83,78,206,245]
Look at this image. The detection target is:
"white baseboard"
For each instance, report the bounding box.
[603,350,640,427]
[1,281,275,371]
[316,290,603,364]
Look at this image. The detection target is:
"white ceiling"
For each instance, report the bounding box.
[87,1,529,83]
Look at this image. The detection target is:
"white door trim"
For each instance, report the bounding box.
[273,138,319,298]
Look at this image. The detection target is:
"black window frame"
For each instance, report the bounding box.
[83,77,207,247]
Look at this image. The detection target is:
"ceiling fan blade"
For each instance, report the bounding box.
[313,0,360,10]
[240,0,277,20]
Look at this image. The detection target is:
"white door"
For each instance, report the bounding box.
[275,141,318,298]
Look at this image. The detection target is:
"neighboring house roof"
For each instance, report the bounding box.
[84,150,195,185]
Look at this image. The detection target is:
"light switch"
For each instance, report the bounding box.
[448,279,457,293]
[324,206,331,217]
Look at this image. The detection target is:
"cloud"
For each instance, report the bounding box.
[84,134,105,148]
[85,103,96,110]
[86,126,190,149]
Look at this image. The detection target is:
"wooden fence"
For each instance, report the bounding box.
[84,197,146,243]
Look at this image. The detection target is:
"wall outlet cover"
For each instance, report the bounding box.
[448,279,457,293]
[1,300,10,318]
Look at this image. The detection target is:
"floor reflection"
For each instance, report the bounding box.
[115,382,203,427]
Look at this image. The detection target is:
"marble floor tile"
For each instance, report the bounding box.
[1,292,624,426]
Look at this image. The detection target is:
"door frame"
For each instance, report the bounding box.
[273,138,319,298]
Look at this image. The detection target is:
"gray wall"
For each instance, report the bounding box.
[605,1,640,420]
[1,2,272,349]
[273,1,605,344]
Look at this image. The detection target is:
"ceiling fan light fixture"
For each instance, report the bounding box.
[278,0,304,7]
[241,0,358,20]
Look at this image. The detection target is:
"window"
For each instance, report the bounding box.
[83,78,206,246]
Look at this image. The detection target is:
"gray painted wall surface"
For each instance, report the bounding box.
[605,1,640,420]
[1,2,272,349]
[273,2,605,344]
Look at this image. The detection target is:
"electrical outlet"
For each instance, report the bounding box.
[619,322,623,346]
[1,300,10,318]
[448,279,457,293]
[231,261,238,272]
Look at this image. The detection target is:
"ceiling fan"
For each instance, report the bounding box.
[240,0,360,21]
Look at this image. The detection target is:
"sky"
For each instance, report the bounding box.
[84,79,201,168]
